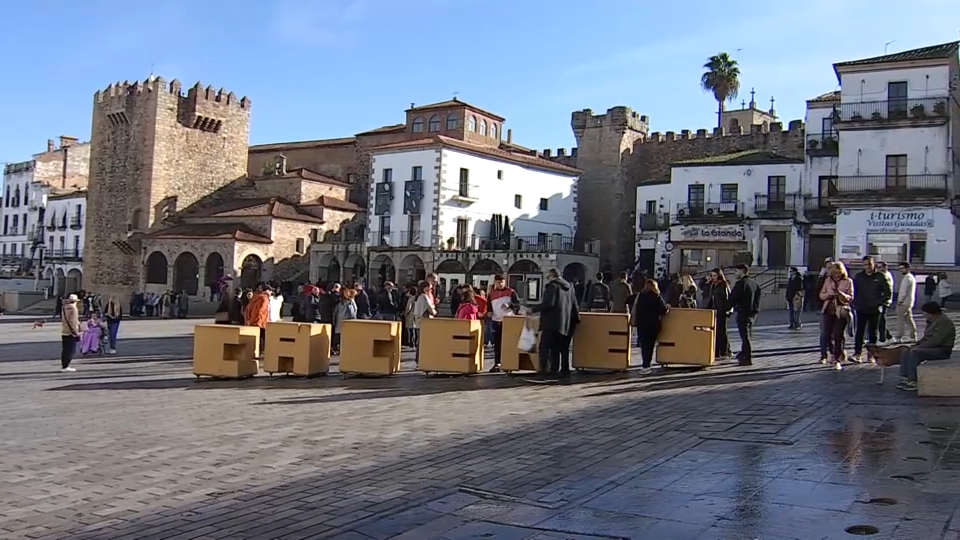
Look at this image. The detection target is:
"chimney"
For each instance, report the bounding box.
[507,129,513,144]
[59,136,78,148]
[274,154,287,176]
[47,139,55,152]
[410,102,415,109]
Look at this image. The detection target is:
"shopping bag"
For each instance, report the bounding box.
[518,317,538,352]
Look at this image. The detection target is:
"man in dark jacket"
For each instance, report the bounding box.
[530,268,580,380]
[852,256,892,362]
[588,272,611,312]
[353,282,373,319]
[729,264,761,366]
[376,282,401,320]
[897,302,956,391]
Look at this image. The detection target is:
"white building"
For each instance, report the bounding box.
[828,41,959,265]
[635,150,806,276]
[39,189,87,293]
[310,99,599,302]
[803,90,842,267]
[0,161,33,273]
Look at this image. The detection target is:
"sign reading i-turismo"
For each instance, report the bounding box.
[676,225,744,242]
[865,210,936,233]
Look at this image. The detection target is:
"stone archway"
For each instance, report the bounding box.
[173,252,200,295]
[54,268,65,296]
[562,262,587,283]
[369,254,395,288]
[398,254,425,286]
[508,259,540,274]
[343,254,365,286]
[65,269,82,294]
[240,254,263,289]
[468,258,503,292]
[436,259,467,274]
[145,252,168,284]
[204,253,224,289]
[316,253,341,284]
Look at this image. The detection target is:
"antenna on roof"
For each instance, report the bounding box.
[884,40,896,54]
[452,90,460,98]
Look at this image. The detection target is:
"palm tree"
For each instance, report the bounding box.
[701,53,741,129]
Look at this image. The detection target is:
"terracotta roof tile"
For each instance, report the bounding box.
[673,150,804,167]
[356,124,406,136]
[256,167,351,188]
[145,223,272,244]
[406,98,506,122]
[248,137,356,153]
[834,41,958,70]
[369,135,581,175]
[807,90,840,103]
[187,197,327,223]
[307,196,364,212]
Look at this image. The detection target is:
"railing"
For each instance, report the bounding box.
[754,193,800,215]
[7,227,19,236]
[46,221,56,231]
[46,249,83,261]
[70,215,83,229]
[57,220,67,231]
[833,174,948,196]
[371,230,428,248]
[468,235,578,253]
[637,212,670,231]
[805,132,839,155]
[802,195,836,222]
[836,97,949,123]
[676,202,744,219]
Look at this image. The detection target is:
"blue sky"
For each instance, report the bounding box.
[1,0,959,165]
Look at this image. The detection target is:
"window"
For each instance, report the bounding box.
[10,244,16,256]
[479,119,487,136]
[719,184,738,204]
[645,200,657,214]
[59,237,65,250]
[382,168,393,183]
[407,214,421,246]
[497,170,503,180]
[13,187,20,207]
[767,176,786,201]
[347,173,356,184]
[818,176,838,199]
[295,238,306,253]
[458,168,470,197]
[688,185,705,208]
[885,154,907,188]
[538,232,548,247]
[3,186,8,207]
[514,195,522,209]
[0,244,4,255]
[456,218,469,248]
[22,185,28,206]
[468,115,477,132]
[411,166,422,181]
[12,215,18,228]
[539,198,549,211]
[428,115,441,132]
[446,115,458,130]
[888,81,908,118]
[412,117,424,133]
[48,235,53,248]
[490,124,498,140]
[2,215,6,235]
[378,216,391,245]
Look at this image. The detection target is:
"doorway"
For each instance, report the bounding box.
[764,231,788,267]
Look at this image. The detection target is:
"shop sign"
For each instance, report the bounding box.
[675,225,744,242]
[865,210,935,233]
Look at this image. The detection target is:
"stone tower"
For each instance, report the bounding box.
[85,78,251,296]
[571,107,648,272]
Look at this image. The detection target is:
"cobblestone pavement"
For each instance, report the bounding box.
[2,312,960,539]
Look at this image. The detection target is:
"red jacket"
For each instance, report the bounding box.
[456,303,479,320]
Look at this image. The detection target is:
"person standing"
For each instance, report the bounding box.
[677,274,699,308]
[529,268,577,380]
[268,286,284,323]
[819,262,854,370]
[852,256,892,363]
[103,297,123,354]
[938,273,953,309]
[588,272,611,312]
[924,274,937,305]
[728,264,760,366]
[332,289,358,354]
[412,281,437,364]
[896,262,918,343]
[487,274,520,373]
[376,281,401,321]
[632,280,669,373]
[353,282,372,319]
[704,268,732,358]
[896,302,956,391]
[876,262,894,342]
[455,289,480,320]
[244,284,271,357]
[785,267,804,330]
[609,272,633,314]
[60,294,81,372]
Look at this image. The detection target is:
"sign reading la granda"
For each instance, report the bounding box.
[866,210,935,233]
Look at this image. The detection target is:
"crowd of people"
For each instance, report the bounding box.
[57,291,125,372]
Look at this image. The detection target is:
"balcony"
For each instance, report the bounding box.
[830,174,948,204]
[803,195,836,224]
[7,227,19,236]
[805,132,839,157]
[754,193,801,218]
[372,230,428,248]
[57,220,67,231]
[46,220,56,231]
[637,212,671,231]
[835,97,949,127]
[675,202,744,223]
[61,249,83,261]
[70,214,83,230]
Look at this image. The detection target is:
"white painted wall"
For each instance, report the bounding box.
[0,168,34,261]
[837,126,950,176]
[835,207,956,265]
[805,104,836,136]
[839,66,951,104]
[39,193,86,278]
[369,146,578,249]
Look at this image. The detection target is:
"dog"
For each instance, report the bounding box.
[866,344,908,384]
[31,319,46,329]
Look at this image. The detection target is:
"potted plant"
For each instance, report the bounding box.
[851,113,863,121]
[824,137,838,150]
[446,237,456,250]
[870,111,883,121]
[910,104,926,118]
[808,138,819,149]
[933,100,947,116]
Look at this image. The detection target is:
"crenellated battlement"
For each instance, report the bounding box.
[642,119,803,144]
[94,77,251,110]
[572,106,650,144]
[539,148,578,158]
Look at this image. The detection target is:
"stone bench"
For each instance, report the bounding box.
[917,351,960,397]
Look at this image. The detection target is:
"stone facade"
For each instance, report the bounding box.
[33,136,90,190]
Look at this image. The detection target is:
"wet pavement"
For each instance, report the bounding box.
[1,312,959,539]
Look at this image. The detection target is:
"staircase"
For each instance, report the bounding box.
[17,297,58,316]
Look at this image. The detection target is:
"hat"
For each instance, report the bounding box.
[66,294,78,302]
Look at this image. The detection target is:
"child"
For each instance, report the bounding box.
[332,288,358,354]
[80,313,103,355]
[456,289,480,320]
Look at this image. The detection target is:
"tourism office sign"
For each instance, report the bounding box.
[865,210,935,233]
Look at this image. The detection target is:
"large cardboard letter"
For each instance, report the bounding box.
[192,324,260,379]
[656,308,716,366]
[263,322,331,377]
[339,320,402,376]
[572,313,631,371]
[418,318,483,374]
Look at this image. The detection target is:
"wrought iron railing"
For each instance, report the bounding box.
[836,97,949,123]
[833,174,948,195]
[637,212,670,230]
[754,193,801,214]
[676,202,744,219]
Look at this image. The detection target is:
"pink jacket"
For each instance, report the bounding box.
[456,303,479,320]
[819,277,854,313]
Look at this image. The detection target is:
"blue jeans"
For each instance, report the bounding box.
[899,347,952,380]
[107,320,120,350]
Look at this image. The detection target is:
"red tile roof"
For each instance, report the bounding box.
[356,124,406,136]
[834,41,958,69]
[307,196,364,213]
[807,91,840,103]
[369,135,581,175]
[187,197,327,223]
[248,137,356,153]
[145,223,273,244]
[406,98,506,122]
[256,167,351,188]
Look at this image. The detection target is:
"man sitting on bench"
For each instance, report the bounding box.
[898,302,956,391]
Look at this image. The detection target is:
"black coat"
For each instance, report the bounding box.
[785,275,804,302]
[704,282,730,313]
[354,289,372,318]
[377,289,401,316]
[531,278,579,336]
[852,271,892,314]
[317,293,337,324]
[632,290,669,333]
[729,276,761,317]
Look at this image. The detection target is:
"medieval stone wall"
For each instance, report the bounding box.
[33,141,90,190]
